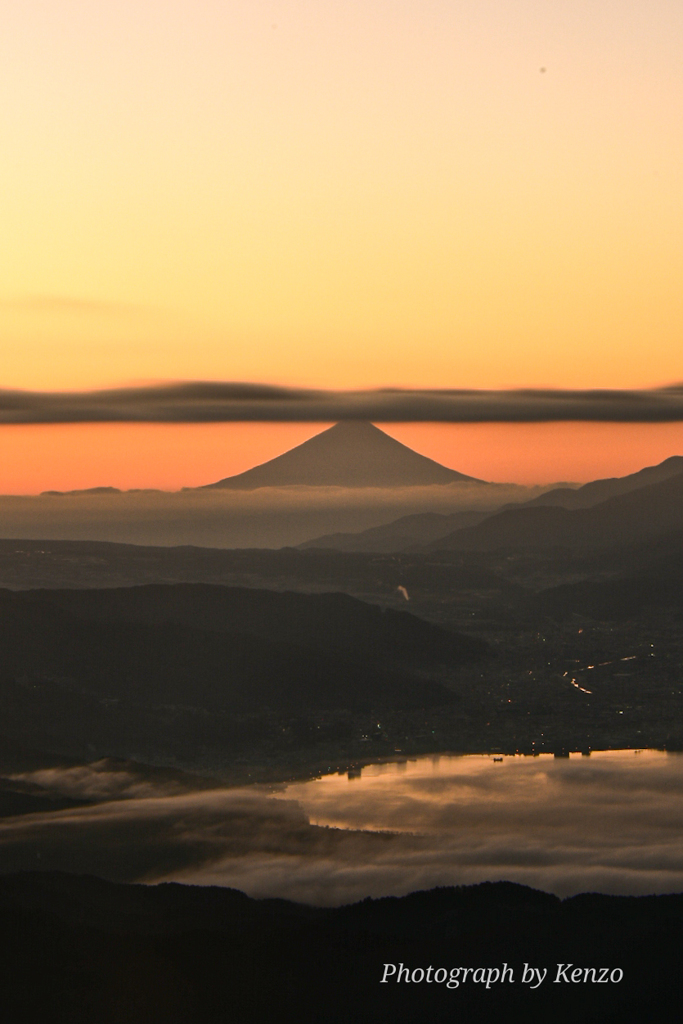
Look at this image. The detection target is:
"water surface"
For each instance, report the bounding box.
[3,749,682,906]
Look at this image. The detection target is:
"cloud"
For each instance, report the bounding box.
[2,381,683,424]
[0,481,537,547]
[0,788,394,885]
[4,759,221,802]
[2,753,683,904]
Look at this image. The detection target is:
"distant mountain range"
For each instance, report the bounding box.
[3,432,682,553]
[301,455,683,553]
[299,510,493,552]
[203,420,483,489]
[517,454,683,509]
[427,468,683,551]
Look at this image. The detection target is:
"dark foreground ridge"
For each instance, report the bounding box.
[0,583,486,775]
[0,872,680,1023]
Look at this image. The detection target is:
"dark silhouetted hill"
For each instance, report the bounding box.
[0,539,521,603]
[14,583,487,667]
[298,509,493,552]
[533,549,683,621]
[0,872,680,1023]
[0,586,482,717]
[426,470,683,552]
[40,486,123,497]
[203,421,483,488]
[520,455,683,509]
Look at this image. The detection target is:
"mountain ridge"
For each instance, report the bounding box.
[519,455,683,509]
[298,509,494,552]
[1,872,680,1022]
[424,469,683,551]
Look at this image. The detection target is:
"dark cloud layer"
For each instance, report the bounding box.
[3,381,683,423]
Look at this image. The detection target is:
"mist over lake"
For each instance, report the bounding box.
[3,750,682,906]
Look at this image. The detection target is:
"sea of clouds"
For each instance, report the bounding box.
[0,481,542,548]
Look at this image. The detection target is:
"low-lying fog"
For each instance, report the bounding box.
[0,482,544,548]
[2,751,682,905]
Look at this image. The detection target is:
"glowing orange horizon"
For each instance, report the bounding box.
[2,420,683,495]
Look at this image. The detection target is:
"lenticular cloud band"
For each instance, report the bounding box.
[2,382,683,424]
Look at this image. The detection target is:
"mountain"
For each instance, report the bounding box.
[0,585,483,715]
[520,455,683,509]
[15,583,487,667]
[0,539,524,616]
[202,420,483,489]
[533,571,683,621]
[532,543,683,621]
[424,470,683,552]
[299,509,494,552]
[1,873,681,1023]
[0,584,487,763]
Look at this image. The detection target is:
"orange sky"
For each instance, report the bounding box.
[2,1,682,490]
[2,420,683,494]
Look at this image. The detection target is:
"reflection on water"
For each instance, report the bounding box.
[2,749,682,905]
[211,747,683,903]
[278,749,672,834]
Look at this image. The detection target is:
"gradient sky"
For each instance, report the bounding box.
[2,1,682,489]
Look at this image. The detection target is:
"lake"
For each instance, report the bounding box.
[253,748,683,903]
[2,749,682,906]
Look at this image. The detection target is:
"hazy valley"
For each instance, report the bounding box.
[2,423,683,790]
[3,423,683,1022]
